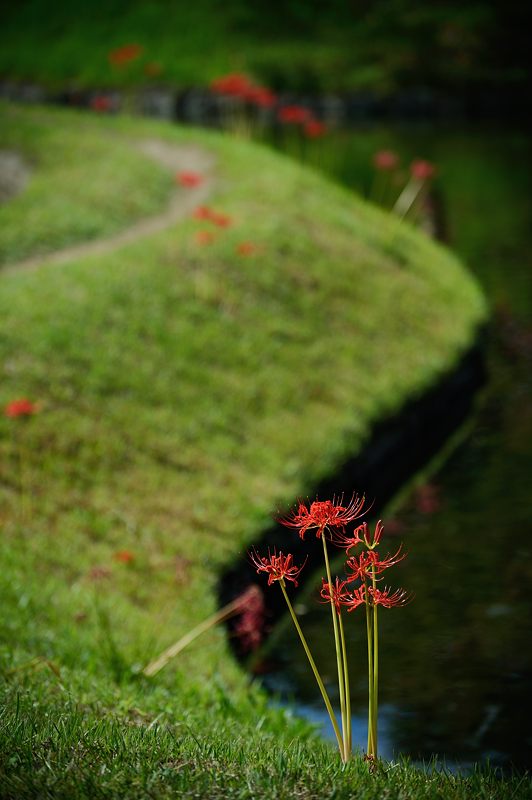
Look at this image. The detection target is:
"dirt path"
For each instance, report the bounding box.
[2,138,216,275]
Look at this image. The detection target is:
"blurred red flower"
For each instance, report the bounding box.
[90,95,113,113]
[414,483,441,514]
[304,119,327,138]
[108,43,143,67]
[233,585,265,652]
[177,171,203,188]
[192,206,231,226]
[193,205,212,220]
[211,211,232,228]
[410,159,436,180]
[373,150,399,171]
[88,566,112,581]
[277,105,311,125]
[244,86,277,108]
[210,73,254,98]
[113,550,135,564]
[195,229,216,245]
[237,241,257,256]
[4,398,39,418]
[144,61,163,77]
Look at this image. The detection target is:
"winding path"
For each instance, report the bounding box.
[2,138,216,275]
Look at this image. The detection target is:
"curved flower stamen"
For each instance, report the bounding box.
[368,586,412,608]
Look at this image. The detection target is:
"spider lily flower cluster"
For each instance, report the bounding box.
[250,495,411,765]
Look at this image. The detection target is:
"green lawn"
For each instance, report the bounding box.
[0,105,519,798]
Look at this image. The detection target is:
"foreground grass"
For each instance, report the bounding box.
[2,670,527,799]
[0,104,518,797]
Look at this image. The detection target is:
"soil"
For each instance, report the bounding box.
[1,138,215,274]
[0,149,31,204]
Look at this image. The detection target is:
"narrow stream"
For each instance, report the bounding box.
[254,124,532,772]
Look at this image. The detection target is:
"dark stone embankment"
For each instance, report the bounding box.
[219,334,487,659]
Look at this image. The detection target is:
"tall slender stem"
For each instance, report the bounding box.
[370,567,379,759]
[393,177,424,219]
[372,603,379,759]
[365,588,374,757]
[338,610,351,757]
[279,581,344,758]
[321,534,348,761]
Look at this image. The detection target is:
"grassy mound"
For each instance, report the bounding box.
[0,105,502,798]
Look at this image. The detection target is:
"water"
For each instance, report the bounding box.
[256,123,532,772]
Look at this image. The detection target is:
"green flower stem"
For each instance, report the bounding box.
[372,603,379,760]
[321,534,348,761]
[393,177,424,219]
[365,592,375,757]
[279,580,344,758]
[338,610,351,757]
[371,567,379,759]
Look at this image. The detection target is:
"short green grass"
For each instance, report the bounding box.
[0,105,519,798]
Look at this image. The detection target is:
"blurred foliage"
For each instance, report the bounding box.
[0,0,529,93]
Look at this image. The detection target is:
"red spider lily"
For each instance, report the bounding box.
[144,61,163,77]
[108,43,143,67]
[352,519,384,549]
[414,483,441,515]
[195,229,216,245]
[410,159,436,181]
[177,171,203,188]
[4,398,39,418]
[211,211,232,228]
[278,495,366,539]
[244,86,277,108]
[210,73,254,98]
[368,586,411,608]
[113,550,135,564]
[346,545,405,582]
[320,577,350,614]
[237,241,258,256]
[233,585,265,652]
[192,206,232,227]
[345,549,380,581]
[330,522,365,552]
[90,95,113,113]
[277,105,311,125]
[193,205,212,220]
[304,119,327,138]
[343,584,367,612]
[373,150,399,171]
[249,549,306,586]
